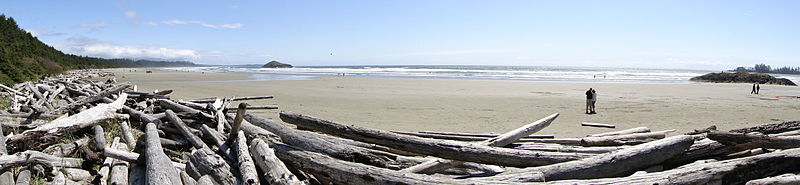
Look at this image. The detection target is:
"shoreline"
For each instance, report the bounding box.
[108,68,800,138]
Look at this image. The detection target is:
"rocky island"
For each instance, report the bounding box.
[261,61,293,68]
[690,72,796,86]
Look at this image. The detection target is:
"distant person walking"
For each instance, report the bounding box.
[585,88,597,114]
[751,84,757,94]
[756,84,761,94]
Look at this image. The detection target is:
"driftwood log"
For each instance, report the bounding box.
[542,147,800,184]
[730,120,800,134]
[233,131,259,185]
[581,122,616,128]
[707,131,800,149]
[588,126,651,137]
[142,122,183,185]
[189,149,236,185]
[250,138,303,185]
[279,112,592,167]
[402,113,559,174]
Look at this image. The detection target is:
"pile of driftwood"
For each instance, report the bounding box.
[2,70,800,185]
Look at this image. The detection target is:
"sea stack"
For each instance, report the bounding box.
[261,61,293,68]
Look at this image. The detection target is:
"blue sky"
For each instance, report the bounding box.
[2,0,799,69]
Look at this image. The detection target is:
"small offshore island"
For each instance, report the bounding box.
[690,72,796,86]
[261,61,293,68]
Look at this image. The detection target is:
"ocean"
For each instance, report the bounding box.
[162,65,800,84]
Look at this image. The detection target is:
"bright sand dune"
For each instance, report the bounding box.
[110,68,800,138]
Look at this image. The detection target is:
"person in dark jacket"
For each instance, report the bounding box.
[756,84,760,94]
[585,88,593,114]
[751,84,756,94]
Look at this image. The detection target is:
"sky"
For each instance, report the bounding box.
[2,0,799,70]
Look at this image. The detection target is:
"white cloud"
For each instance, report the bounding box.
[125,11,138,19]
[26,29,40,37]
[55,35,198,60]
[160,19,243,29]
[24,29,64,37]
[79,22,109,29]
[142,21,158,26]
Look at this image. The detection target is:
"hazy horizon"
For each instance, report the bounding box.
[3,0,799,70]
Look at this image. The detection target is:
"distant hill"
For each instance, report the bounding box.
[690,72,796,86]
[261,61,292,68]
[0,14,200,85]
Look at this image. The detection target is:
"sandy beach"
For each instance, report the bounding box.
[109,68,800,138]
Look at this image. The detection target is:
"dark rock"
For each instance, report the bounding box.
[261,61,293,68]
[690,72,796,86]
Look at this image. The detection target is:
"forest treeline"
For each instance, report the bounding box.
[1,14,199,85]
[734,64,800,75]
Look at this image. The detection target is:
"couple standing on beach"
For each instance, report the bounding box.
[585,88,597,114]
[751,83,761,94]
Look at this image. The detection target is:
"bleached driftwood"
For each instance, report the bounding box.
[0,150,83,168]
[581,122,616,128]
[481,135,695,182]
[746,174,800,185]
[279,112,591,167]
[165,110,209,150]
[51,83,130,114]
[249,138,302,185]
[8,93,128,144]
[417,130,554,139]
[109,143,129,185]
[98,137,120,185]
[402,113,559,174]
[232,131,260,185]
[189,149,236,185]
[142,122,183,185]
[730,120,800,134]
[588,127,651,137]
[543,147,800,184]
[707,131,800,149]
[580,130,675,146]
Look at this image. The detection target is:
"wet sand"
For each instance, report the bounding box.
[109,68,800,137]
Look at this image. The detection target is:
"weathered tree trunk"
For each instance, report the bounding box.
[225,105,278,110]
[15,167,30,185]
[165,110,209,150]
[189,149,236,185]
[244,114,404,168]
[402,113,559,174]
[542,147,800,185]
[118,121,136,150]
[98,137,120,185]
[158,99,201,114]
[249,138,303,185]
[191,96,273,103]
[0,150,83,168]
[730,120,800,134]
[514,143,626,154]
[588,127,651,137]
[581,122,616,128]
[226,103,248,145]
[109,143,129,185]
[180,171,197,185]
[271,143,507,185]
[142,122,183,185]
[707,131,800,149]
[747,174,800,185]
[8,94,128,146]
[278,112,591,167]
[481,135,694,182]
[417,130,554,139]
[51,83,130,114]
[580,130,674,146]
[196,175,215,185]
[232,131,259,185]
